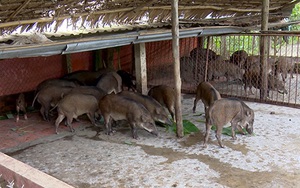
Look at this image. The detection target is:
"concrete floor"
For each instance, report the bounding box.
[1,94,300,188]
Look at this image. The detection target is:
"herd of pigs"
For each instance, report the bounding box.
[181,48,295,95]
[15,47,297,148]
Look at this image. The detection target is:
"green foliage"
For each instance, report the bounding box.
[290,3,300,31]
[211,125,254,136]
[209,35,260,56]
[167,119,200,135]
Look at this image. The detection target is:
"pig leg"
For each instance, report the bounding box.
[192,96,200,113]
[104,115,112,135]
[215,125,224,148]
[203,122,212,148]
[16,106,20,122]
[44,105,51,121]
[20,106,28,120]
[231,125,237,140]
[40,106,46,121]
[55,114,65,134]
[87,113,96,126]
[130,123,139,139]
[66,116,75,133]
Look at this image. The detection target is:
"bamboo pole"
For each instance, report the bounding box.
[171,0,184,138]
[259,0,269,100]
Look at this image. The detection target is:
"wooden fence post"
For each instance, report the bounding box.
[171,0,184,138]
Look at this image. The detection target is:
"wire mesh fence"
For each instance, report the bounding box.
[146,33,300,108]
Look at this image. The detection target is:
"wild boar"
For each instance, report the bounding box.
[55,93,99,134]
[119,91,172,125]
[69,86,106,101]
[35,78,79,93]
[207,56,245,81]
[243,71,288,96]
[189,48,218,62]
[230,50,248,69]
[32,85,73,121]
[244,56,273,75]
[192,82,221,115]
[98,93,158,139]
[274,56,295,82]
[62,68,113,86]
[96,71,122,94]
[148,85,175,120]
[117,70,136,91]
[16,93,28,122]
[180,56,195,83]
[204,98,254,148]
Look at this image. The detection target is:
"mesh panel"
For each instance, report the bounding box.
[0,55,65,96]
[146,34,300,107]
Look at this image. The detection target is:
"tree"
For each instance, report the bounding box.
[290,3,300,30]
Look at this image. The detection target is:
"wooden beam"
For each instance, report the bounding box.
[259,0,269,100]
[134,43,148,95]
[171,0,184,138]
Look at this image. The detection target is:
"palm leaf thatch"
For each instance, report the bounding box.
[0,0,298,34]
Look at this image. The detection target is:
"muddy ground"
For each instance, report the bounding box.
[3,94,300,188]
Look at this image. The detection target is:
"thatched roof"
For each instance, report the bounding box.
[0,0,299,35]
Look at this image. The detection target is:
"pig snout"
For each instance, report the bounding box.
[142,122,158,136]
[246,124,253,134]
[277,88,288,94]
[165,118,173,126]
[156,115,173,126]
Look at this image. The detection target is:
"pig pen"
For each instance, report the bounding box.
[1,94,300,188]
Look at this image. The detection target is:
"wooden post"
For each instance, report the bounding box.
[94,50,103,71]
[204,37,211,82]
[171,0,184,138]
[260,0,269,100]
[65,54,72,73]
[134,43,148,94]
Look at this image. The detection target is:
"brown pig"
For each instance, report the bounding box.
[207,56,245,81]
[204,98,254,148]
[230,50,248,69]
[62,69,113,86]
[119,91,172,125]
[32,85,73,121]
[55,93,99,134]
[274,56,296,82]
[192,82,221,115]
[96,71,122,94]
[117,70,136,91]
[69,86,106,101]
[148,85,175,120]
[243,71,288,96]
[35,78,79,93]
[98,93,158,139]
[16,93,28,122]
